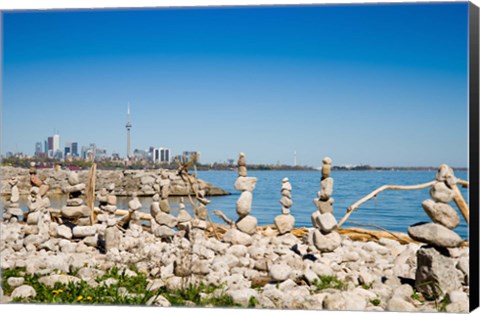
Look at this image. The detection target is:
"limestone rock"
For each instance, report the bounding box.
[11,285,36,299]
[322,164,331,179]
[68,172,80,185]
[319,177,334,200]
[236,191,253,217]
[152,225,176,238]
[408,223,463,248]
[430,182,456,203]
[279,196,293,208]
[72,226,97,238]
[236,215,257,235]
[415,246,463,299]
[238,166,247,177]
[38,274,81,288]
[61,205,90,219]
[57,225,73,239]
[421,199,460,229]
[269,263,292,281]
[274,214,295,235]
[387,297,416,312]
[105,227,122,252]
[155,212,178,228]
[223,229,253,246]
[234,177,257,192]
[312,229,341,252]
[177,210,192,223]
[316,212,337,233]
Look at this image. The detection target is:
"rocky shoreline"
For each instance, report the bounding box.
[0,158,470,311]
[0,222,469,311]
[0,166,229,197]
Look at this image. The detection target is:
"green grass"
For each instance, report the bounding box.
[370,299,381,306]
[2,267,239,307]
[312,275,347,292]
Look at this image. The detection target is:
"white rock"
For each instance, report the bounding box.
[38,274,81,288]
[319,177,334,200]
[317,212,337,233]
[430,181,456,203]
[236,191,253,217]
[312,229,341,252]
[223,229,253,246]
[269,263,292,281]
[274,214,295,235]
[72,226,97,238]
[236,215,257,235]
[234,177,257,192]
[11,285,36,299]
[57,225,73,239]
[421,199,460,229]
[228,288,258,307]
[387,297,416,311]
[147,295,171,306]
[155,212,178,228]
[7,277,24,288]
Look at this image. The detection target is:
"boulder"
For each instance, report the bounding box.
[223,229,253,246]
[316,212,337,233]
[236,191,253,217]
[72,226,97,238]
[415,246,463,299]
[312,229,341,252]
[236,215,257,235]
[319,177,334,201]
[57,225,73,239]
[421,199,460,229]
[269,263,292,281]
[155,212,178,228]
[105,226,122,252]
[234,177,257,192]
[430,182,456,203]
[61,205,90,219]
[313,198,334,214]
[11,285,36,299]
[274,214,295,235]
[408,223,463,248]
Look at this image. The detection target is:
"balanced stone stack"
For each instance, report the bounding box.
[159,171,172,214]
[61,172,91,226]
[310,157,341,252]
[127,193,143,226]
[234,153,258,235]
[3,177,23,222]
[274,178,295,234]
[191,182,210,230]
[407,164,465,300]
[97,184,119,226]
[176,197,193,231]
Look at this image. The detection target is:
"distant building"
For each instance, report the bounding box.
[152,147,171,163]
[47,137,54,155]
[134,149,149,160]
[44,140,48,154]
[64,146,71,159]
[183,151,200,163]
[227,159,235,166]
[71,142,78,157]
[53,134,60,153]
[35,142,43,155]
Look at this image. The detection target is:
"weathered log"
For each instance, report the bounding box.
[451,183,469,224]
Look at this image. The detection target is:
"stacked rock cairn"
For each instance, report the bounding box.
[310,157,341,252]
[407,164,465,300]
[191,181,209,231]
[273,178,295,234]
[60,172,91,226]
[3,177,23,222]
[96,184,118,226]
[176,197,192,231]
[233,153,258,235]
[158,170,172,214]
[127,192,143,227]
[150,192,179,239]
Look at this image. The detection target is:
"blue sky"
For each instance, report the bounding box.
[1,3,469,167]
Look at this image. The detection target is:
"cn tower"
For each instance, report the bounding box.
[126,103,132,159]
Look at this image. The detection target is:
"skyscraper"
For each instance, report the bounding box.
[53,134,60,153]
[35,142,43,154]
[72,142,78,157]
[126,103,132,159]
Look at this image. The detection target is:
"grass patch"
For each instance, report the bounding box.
[3,267,239,307]
[312,275,347,292]
[370,299,381,306]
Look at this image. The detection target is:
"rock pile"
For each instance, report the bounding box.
[1,166,229,197]
[274,178,295,234]
[3,177,23,222]
[60,172,91,226]
[97,184,118,226]
[310,157,340,252]
[127,192,143,226]
[406,164,466,300]
[233,153,258,235]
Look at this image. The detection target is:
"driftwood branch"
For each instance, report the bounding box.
[451,184,469,224]
[457,179,469,188]
[213,209,235,226]
[337,181,437,228]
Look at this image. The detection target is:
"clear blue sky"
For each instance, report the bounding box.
[2,3,469,167]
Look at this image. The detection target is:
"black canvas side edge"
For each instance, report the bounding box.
[469,2,479,312]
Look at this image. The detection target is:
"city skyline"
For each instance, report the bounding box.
[2,3,470,167]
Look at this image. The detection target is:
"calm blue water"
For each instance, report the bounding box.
[3,170,469,239]
[197,170,469,239]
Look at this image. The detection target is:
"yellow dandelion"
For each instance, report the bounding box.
[77,296,84,301]
[86,296,92,301]
[52,289,63,294]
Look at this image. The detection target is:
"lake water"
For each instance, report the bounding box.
[3,170,469,239]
